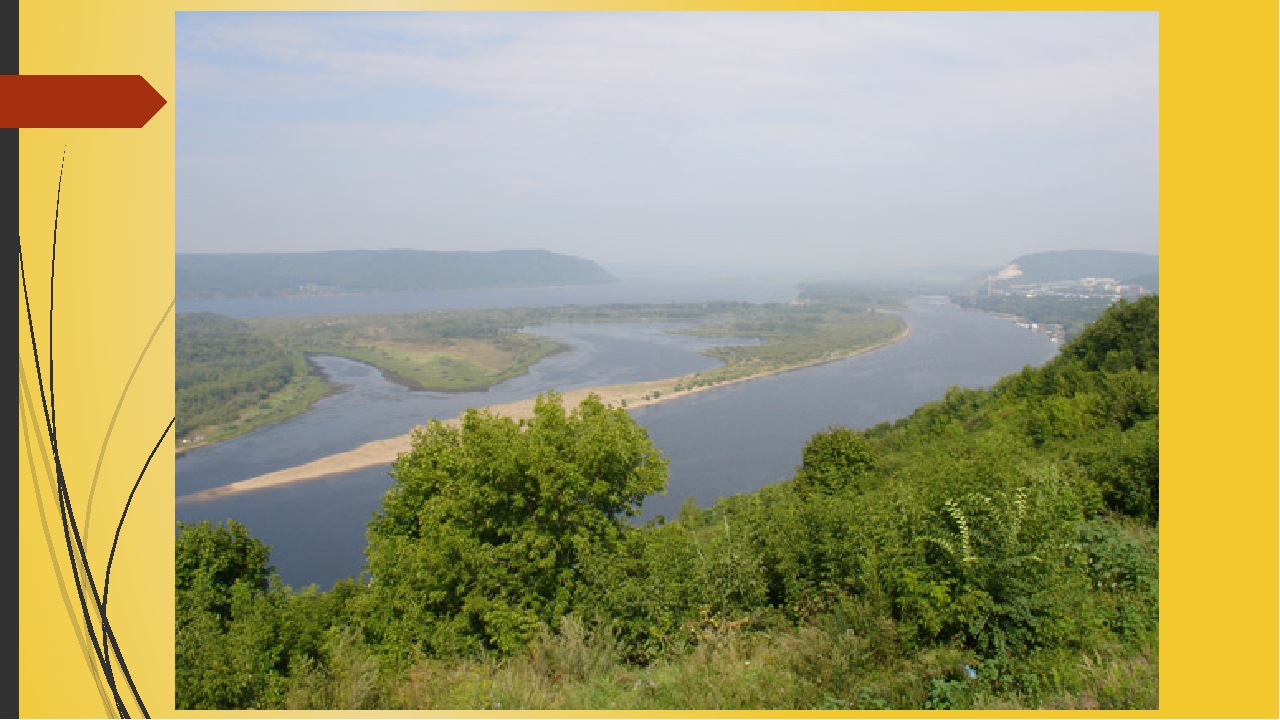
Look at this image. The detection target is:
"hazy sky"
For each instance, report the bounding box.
[176,12,1157,271]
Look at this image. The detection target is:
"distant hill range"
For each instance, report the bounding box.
[975,250,1158,295]
[177,249,618,298]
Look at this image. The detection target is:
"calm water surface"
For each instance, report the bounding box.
[177,298,1059,589]
[175,322,756,495]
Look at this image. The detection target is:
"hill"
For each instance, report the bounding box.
[176,249,617,298]
[979,249,1157,289]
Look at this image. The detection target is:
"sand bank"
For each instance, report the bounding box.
[176,327,908,504]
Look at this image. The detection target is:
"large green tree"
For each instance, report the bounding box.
[794,426,878,496]
[361,391,669,658]
[175,520,286,709]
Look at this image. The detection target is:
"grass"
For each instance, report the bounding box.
[283,614,1157,711]
[312,335,567,391]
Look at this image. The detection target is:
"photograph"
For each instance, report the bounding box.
[169,11,1161,711]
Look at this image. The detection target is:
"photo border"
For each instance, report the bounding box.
[17,1,1278,717]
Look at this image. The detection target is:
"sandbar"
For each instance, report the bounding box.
[176,327,908,504]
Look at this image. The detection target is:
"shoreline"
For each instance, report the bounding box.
[176,339,571,456]
[176,358,347,458]
[176,325,910,504]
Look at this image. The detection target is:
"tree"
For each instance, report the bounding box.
[175,520,283,709]
[1063,296,1158,373]
[794,426,877,495]
[362,391,668,658]
[176,519,273,621]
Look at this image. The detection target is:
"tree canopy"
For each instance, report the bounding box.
[361,391,669,657]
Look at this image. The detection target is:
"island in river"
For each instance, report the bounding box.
[176,299,905,453]
[177,320,909,503]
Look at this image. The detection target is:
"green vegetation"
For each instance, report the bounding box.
[360,393,668,659]
[672,305,906,388]
[178,301,904,447]
[176,249,616,298]
[176,313,332,446]
[949,294,1119,340]
[177,296,1158,710]
[253,312,569,392]
[176,309,570,447]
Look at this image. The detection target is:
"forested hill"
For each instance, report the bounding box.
[985,249,1158,286]
[176,249,617,298]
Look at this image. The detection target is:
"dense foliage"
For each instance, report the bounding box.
[176,313,324,441]
[359,393,668,657]
[176,296,1158,710]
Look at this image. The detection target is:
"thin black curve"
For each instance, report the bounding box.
[86,300,175,543]
[48,151,64,462]
[19,365,117,716]
[22,237,126,716]
[104,418,174,612]
[19,164,154,717]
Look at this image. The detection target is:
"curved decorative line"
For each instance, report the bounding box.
[103,418,173,612]
[23,239,127,717]
[48,150,64,461]
[19,150,168,718]
[85,300,175,544]
[20,365,117,718]
[98,417,170,717]
[21,200,151,716]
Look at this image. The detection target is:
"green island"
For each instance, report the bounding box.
[176,300,907,451]
[177,296,1158,711]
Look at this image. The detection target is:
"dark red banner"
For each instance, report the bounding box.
[0,75,167,128]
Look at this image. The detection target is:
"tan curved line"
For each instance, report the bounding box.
[85,299,174,547]
[20,362,116,717]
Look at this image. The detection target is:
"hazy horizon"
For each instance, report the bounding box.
[177,12,1158,270]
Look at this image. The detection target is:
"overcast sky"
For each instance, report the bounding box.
[176,12,1157,271]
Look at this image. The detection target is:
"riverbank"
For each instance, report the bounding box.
[176,335,569,456]
[176,325,909,504]
[176,360,341,457]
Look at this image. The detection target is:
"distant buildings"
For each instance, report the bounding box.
[987,275,1150,300]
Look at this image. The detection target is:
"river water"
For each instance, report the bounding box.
[176,294,1059,590]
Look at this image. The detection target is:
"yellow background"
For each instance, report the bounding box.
[16,0,1278,717]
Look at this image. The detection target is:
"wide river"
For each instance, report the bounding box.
[176,285,1059,590]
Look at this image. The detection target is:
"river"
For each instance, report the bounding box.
[176,295,1059,590]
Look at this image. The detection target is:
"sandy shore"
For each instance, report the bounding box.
[176,327,909,504]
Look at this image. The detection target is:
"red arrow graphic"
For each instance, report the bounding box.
[0,75,167,128]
